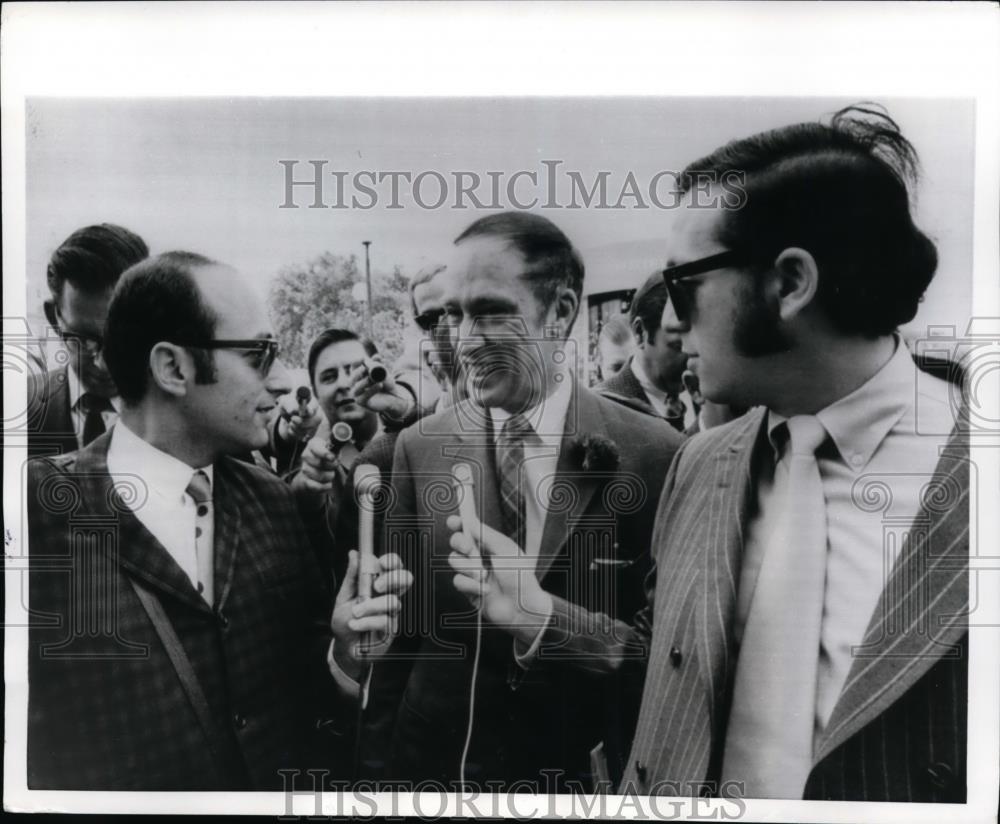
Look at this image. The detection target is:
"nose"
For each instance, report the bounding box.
[264,358,293,398]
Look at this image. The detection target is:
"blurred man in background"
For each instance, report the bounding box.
[28,223,149,457]
[597,270,689,432]
[595,313,633,381]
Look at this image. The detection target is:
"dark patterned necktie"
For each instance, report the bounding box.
[664,393,687,433]
[495,413,534,549]
[80,392,112,446]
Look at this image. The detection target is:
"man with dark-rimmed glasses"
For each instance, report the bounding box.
[28,223,149,456]
[26,251,413,789]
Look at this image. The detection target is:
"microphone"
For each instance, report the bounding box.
[328,421,360,483]
[452,463,477,538]
[296,386,312,416]
[362,359,388,385]
[354,464,381,603]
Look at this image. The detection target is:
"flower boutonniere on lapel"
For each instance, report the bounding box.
[568,433,621,474]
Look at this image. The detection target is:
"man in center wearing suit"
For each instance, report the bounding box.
[378,212,683,790]
[597,270,690,432]
[453,106,969,803]
[26,252,412,790]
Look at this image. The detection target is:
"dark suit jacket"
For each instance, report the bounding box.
[26,433,347,790]
[377,384,683,789]
[26,365,79,458]
[544,405,968,801]
[595,361,657,418]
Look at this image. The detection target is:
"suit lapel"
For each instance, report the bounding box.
[814,425,970,763]
[535,386,603,581]
[73,436,210,613]
[694,411,767,731]
[211,459,244,613]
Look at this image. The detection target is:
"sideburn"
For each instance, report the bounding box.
[732,276,791,357]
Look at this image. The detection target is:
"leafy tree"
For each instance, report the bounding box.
[268,253,411,369]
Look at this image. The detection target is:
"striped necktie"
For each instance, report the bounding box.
[495,413,534,549]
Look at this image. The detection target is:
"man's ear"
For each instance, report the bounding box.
[149,342,192,398]
[551,286,580,337]
[771,247,819,322]
[630,316,647,347]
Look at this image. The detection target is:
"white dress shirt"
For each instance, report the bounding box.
[737,338,956,743]
[66,365,121,448]
[106,419,214,591]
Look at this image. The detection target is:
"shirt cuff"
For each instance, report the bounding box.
[326,639,372,708]
[512,601,554,669]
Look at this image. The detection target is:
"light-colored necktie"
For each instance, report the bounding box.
[185,470,214,606]
[721,415,828,798]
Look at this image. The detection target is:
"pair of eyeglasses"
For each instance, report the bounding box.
[176,338,280,376]
[45,303,105,355]
[59,329,104,356]
[661,249,754,324]
[414,308,445,332]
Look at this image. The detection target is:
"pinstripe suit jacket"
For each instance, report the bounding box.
[617,407,969,802]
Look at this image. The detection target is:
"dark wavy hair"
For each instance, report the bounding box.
[679,104,937,337]
[47,223,149,300]
[628,270,669,342]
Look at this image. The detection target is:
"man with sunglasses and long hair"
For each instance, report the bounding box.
[28,223,149,457]
[26,251,413,789]
[451,106,969,802]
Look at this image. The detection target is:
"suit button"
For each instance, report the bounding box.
[926,761,954,790]
[217,611,229,629]
[233,713,247,730]
[635,760,647,782]
[670,646,682,666]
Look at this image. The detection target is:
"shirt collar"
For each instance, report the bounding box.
[629,356,668,407]
[488,372,574,448]
[107,418,214,503]
[767,336,913,472]
[66,363,122,413]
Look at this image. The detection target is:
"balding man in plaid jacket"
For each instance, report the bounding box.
[26,252,411,790]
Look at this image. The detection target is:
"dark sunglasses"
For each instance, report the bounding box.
[414,308,446,332]
[175,338,279,376]
[661,249,755,323]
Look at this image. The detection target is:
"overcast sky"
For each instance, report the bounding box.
[26,96,974,336]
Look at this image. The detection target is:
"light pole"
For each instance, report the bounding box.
[362,241,373,338]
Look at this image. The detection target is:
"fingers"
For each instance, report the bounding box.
[446,514,462,532]
[350,593,401,620]
[449,550,486,582]
[453,573,489,599]
[462,516,521,559]
[335,549,359,606]
[377,552,404,572]
[449,529,478,557]
[372,568,413,597]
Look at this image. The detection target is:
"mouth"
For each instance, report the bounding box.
[334,397,358,409]
[256,403,276,415]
